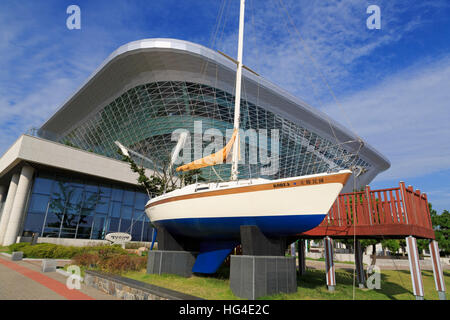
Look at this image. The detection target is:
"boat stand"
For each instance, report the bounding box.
[230,226,297,299]
[146,227,197,277]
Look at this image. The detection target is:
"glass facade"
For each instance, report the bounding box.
[49,81,370,182]
[21,171,153,241]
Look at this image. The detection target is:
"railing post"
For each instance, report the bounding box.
[408,186,418,225]
[406,236,424,300]
[324,236,336,292]
[399,182,410,224]
[422,193,433,229]
[429,240,446,300]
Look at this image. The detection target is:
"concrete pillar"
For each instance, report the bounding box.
[0,185,7,219]
[429,240,446,300]
[355,240,366,288]
[406,236,424,300]
[3,166,35,246]
[324,236,336,291]
[298,239,306,276]
[0,185,6,209]
[0,173,20,245]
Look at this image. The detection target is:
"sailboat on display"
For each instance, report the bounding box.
[144,0,352,273]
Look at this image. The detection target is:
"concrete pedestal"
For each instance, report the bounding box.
[11,251,23,261]
[42,259,57,272]
[230,255,297,300]
[146,250,196,278]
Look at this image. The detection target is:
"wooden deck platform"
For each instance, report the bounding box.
[299,182,435,240]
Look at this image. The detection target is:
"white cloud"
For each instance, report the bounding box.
[323,54,450,181]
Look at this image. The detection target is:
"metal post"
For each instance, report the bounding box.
[298,239,306,276]
[429,240,446,300]
[324,236,336,291]
[355,240,366,288]
[406,236,424,300]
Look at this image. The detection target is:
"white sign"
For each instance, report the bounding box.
[105,232,132,244]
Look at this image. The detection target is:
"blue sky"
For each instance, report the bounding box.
[0,0,449,213]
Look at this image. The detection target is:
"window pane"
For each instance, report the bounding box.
[45,211,63,229]
[123,190,135,206]
[135,192,148,210]
[22,212,45,236]
[29,194,50,212]
[111,188,123,201]
[96,196,110,214]
[121,206,133,219]
[108,218,120,233]
[119,219,131,233]
[76,215,93,239]
[33,177,53,195]
[85,183,98,193]
[92,215,106,239]
[43,227,60,238]
[109,202,121,218]
[83,191,99,209]
[99,185,111,196]
[131,220,143,241]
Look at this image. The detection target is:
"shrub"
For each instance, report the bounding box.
[72,253,100,267]
[98,254,147,273]
[8,243,31,253]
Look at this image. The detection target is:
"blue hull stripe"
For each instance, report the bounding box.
[153,214,326,240]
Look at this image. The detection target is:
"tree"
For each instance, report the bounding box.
[381,239,400,255]
[117,149,205,197]
[429,203,449,255]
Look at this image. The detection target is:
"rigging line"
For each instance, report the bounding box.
[276,0,365,155]
[273,0,341,149]
[200,0,227,77]
[352,171,358,300]
[249,0,263,179]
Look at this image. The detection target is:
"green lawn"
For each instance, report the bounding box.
[123,267,449,300]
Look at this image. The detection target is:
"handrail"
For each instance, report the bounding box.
[301,181,435,239]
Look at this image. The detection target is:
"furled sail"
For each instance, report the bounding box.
[176,129,238,172]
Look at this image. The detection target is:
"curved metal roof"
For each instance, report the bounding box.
[39,38,390,173]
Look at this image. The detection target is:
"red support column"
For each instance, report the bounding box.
[406,236,424,300]
[324,236,336,291]
[429,240,446,300]
[355,240,366,288]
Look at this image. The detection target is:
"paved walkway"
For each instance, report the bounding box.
[0,255,117,300]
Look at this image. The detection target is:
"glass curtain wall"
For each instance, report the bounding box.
[22,171,152,241]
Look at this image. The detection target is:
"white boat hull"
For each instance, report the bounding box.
[145,170,351,240]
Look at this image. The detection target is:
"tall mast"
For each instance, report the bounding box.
[231,0,245,181]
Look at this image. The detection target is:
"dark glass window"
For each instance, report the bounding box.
[33,177,53,195]
[96,196,110,214]
[109,202,121,218]
[111,188,123,201]
[23,170,150,241]
[135,192,148,210]
[29,194,50,213]
[123,190,135,206]
[22,212,45,235]
[121,205,133,220]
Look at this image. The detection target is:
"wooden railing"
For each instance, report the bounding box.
[301,182,435,239]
